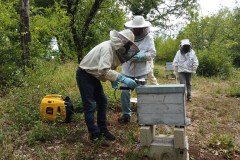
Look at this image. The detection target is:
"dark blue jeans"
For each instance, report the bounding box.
[76,67,108,134]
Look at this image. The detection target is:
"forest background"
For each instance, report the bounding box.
[0,0,240,159]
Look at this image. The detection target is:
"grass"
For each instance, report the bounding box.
[0,60,239,159]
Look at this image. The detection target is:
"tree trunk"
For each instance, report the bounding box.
[77,0,104,63]
[20,0,31,74]
[66,0,104,63]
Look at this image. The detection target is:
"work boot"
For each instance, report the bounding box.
[187,96,192,102]
[187,98,192,102]
[89,133,109,147]
[100,130,116,141]
[118,115,130,124]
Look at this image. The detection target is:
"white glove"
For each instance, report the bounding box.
[173,70,177,76]
[193,66,198,72]
[173,66,178,75]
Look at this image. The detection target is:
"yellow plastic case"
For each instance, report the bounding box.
[40,94,66,122]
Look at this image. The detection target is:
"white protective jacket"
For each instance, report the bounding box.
[122,34,156,77]
[172,49,199,73]
[79,31,125,82]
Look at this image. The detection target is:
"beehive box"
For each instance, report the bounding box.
[136,84,186,126]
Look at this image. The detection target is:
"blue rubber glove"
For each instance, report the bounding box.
[111,81,118,89]
[116,74,137,89]
[131,51,146,61]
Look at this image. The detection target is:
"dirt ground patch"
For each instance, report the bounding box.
[186,89,240,160]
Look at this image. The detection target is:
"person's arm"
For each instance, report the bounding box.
[130,51,148,61]
[96,48,137,89]
[131,35,156,62]
[172,51,180,72]
[144,35,156,60]
[116,74,137,89]
[192,50,199,72]
[97,48,121,82]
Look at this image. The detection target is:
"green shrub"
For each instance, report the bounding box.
[124,152,142,160]
[0,132,3,144]
[153,68,160,78]
[124,147,150,160]
[27,121,72,146]
[228,86,240,97]
[208,133,237,159]
[27,121,54,145]
[12,104,40,129]
[0,65,24,96]
[197,50,233,79]
[155,36,179,63]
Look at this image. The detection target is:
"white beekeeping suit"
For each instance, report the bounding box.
[172,39,199,102]
[118,15,158,124]
[172,39,198,73]
[79,29,139,82]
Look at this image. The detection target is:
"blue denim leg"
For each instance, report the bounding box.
[120,88,131,117]
[95,85,108,132]
[76,68,107,134]
[120,74,147,117]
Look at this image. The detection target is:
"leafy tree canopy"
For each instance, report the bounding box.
[123,0,199,31]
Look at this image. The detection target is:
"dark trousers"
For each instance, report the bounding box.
[179,72,192,99]
[76,67,108,134]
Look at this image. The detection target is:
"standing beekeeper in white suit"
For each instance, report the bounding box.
[172,39,199,102]
[118,15,157,124]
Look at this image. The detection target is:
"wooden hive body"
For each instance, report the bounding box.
[136,84,186,126]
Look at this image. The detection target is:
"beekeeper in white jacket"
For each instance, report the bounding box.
[172,39,199,101]
[76,29,139,146]
[118,15,157,124]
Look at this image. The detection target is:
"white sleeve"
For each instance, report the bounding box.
[172,51,180,67]
[143,35,157,60]
[98,48,119,81]
[192,50,199,67]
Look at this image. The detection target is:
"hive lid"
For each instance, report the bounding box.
[136,84,185,94]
